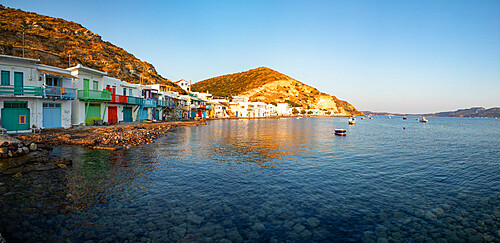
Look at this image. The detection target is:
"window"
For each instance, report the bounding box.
[4,102,27,108]
[129,89,132,96]
[93,81,98,90]
[46,77,61,86]
[1,71,9,86]
[43,103,61,108]
[123,88,127,96]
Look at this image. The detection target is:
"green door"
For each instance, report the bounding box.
[14,72,23,95]
[123,107,133,122]
[83,79,89,90]
[1,102,30,131]
[85,104,101,125]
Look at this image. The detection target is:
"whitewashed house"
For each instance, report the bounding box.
[277,103,292,116]
[0,55,76,132]
[68,64,109,125]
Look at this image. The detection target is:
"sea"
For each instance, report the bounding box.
[0,116,499,242]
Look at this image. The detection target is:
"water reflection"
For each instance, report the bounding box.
[0,117,499,242]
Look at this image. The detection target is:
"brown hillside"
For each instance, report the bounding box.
[192,67,362,116]
[0,5,185,94]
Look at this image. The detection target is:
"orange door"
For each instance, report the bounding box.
[108,107,118,123]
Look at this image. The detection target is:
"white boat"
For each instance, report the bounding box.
[420,117,428,123]
[348,117,356,125]
[334,129,346,136]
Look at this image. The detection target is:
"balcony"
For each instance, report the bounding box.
[77,89,111,101]
[157,100,167,107]
[42,85,76,100]
[168,101,177,108]
[190,104,199,109]
[143,99,157,108]
[111,94,128,104]
[127,96,144,105]
[0,85,42,96]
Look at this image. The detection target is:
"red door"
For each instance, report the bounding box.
[108,106,118,123]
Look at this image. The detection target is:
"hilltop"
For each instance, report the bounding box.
[362,107,500,118]
[0,5,185,93]
[433,107,500,118]
[192,67,362,116]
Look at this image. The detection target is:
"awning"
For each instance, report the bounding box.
[38,69,76,79]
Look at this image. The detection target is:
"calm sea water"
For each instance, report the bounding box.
[1,117,499,242]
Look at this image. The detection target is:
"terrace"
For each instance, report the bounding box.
[0,85,42,96]
[42,85,76,100]
[77,89,112,101]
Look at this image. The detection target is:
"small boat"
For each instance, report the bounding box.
[348,117,356,125]
[420,117,428,123]
[369,117,373,119]
[334,129,346,136]
[403,116,407,120]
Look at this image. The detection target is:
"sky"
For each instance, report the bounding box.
[3,0,500,113]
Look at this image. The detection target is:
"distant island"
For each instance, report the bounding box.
[362,107,500,118]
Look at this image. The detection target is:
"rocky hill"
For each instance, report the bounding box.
[433,107,500,118]
[192,67,362,116]
[0,5,185,93]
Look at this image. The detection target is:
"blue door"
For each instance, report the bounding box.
[43,103,61,128]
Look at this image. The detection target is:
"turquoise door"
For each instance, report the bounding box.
[154,110,159,120]
[123,107,133,122]
[1,102,30,131]
[43,103,61,128]
[140,108,148,120]
[14,72,23,95]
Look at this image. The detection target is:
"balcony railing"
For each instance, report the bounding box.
[0,85,42,96]
[168,100,176,108]
[157,100,167,107]
[143,99,157,108]
[43,85,76,100]
[127,96,144,105]
[77,89,111,101]
[111,94,128,104]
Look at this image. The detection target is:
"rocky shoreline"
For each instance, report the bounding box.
[0,120,206,176]
[16,121,204,149]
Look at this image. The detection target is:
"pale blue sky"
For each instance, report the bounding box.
[3,0,499,113]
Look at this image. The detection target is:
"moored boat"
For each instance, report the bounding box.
[334,129,346,136]
[420,117,428,123]
[403,116,407,120]
[348,117,356,125]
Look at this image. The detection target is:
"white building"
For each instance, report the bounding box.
[0,55,76,132]
[174,79,190,92]
[277,103,291,116]
[67,64,109,125]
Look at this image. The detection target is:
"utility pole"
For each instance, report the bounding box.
[22,31,25,58]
